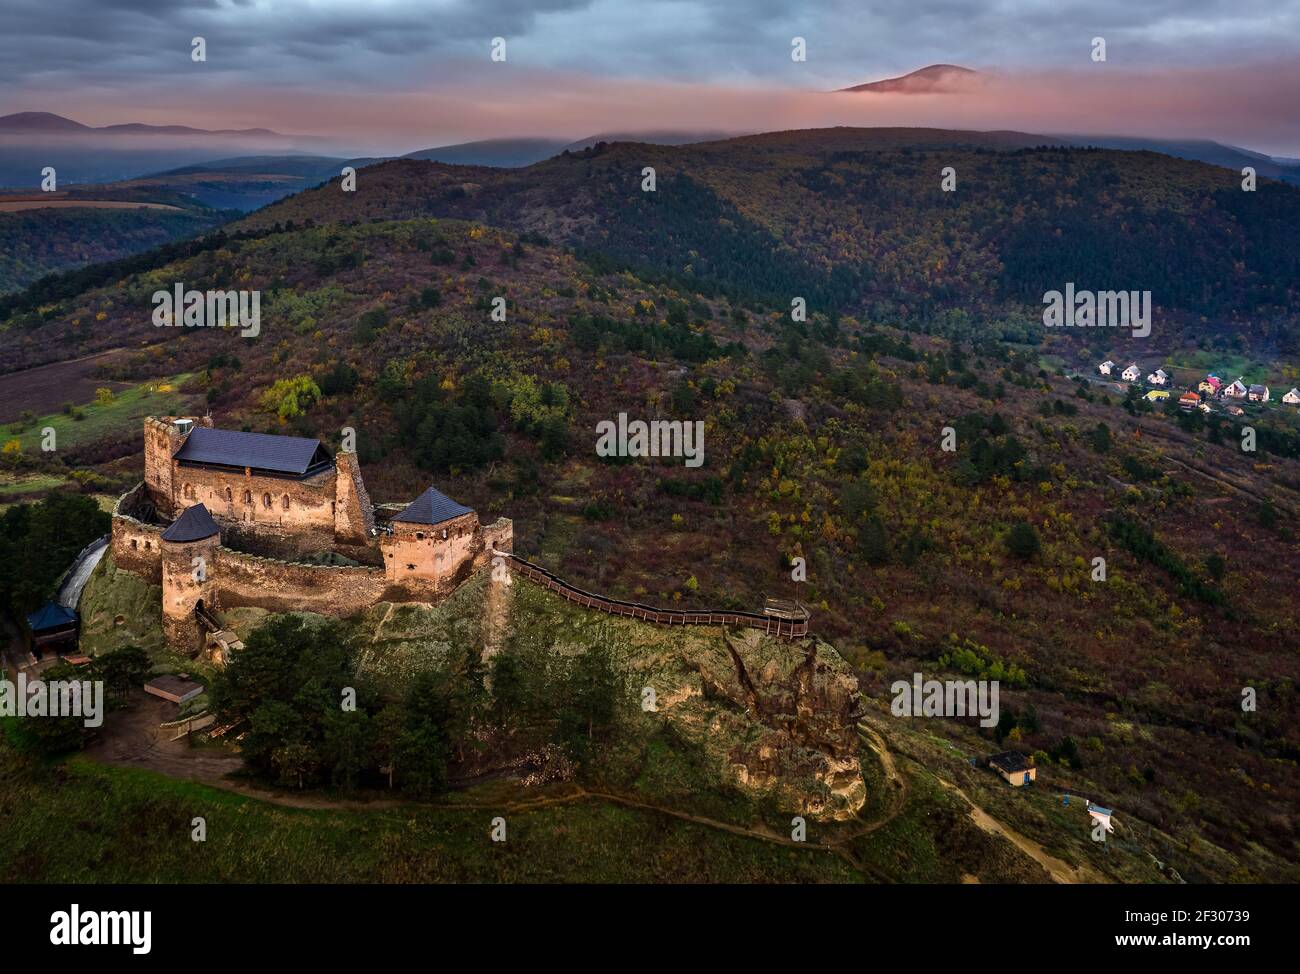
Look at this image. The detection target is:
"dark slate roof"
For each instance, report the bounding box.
[173,426,329,476]
[27,601,77,632]
[161,503,220,542]
[393,486,474,526]
[989,751,1030,773]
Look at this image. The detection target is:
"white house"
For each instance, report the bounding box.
[1087,802,1116,834]
[1121,364,1141,382]
[1248,384,1270,403]
[1098,360,1115,376]
[1283,388,1300,405]
[1146,368,1169,386]
[1224,378,1248,399]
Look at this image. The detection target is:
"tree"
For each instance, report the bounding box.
[1005,520,1040,560]
[1205,553,1226,582]
[371,705,405,790]
[555,645,624,765]
[258,375,321,421]
[96,645,152,706]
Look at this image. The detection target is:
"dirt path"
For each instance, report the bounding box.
[937,779,1106,884]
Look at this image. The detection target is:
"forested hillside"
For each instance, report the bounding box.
[0,198,225,294]
[1,128,1298,879]
[232,128,1300,350]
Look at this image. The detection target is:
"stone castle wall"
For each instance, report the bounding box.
[143,416,372,555]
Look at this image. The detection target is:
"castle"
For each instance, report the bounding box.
[112,416,512,656]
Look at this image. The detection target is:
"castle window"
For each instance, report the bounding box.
[131,539,138,549]
[226,487,233,503]
[407,564,416,571]
[243,490,252,505]
[183,483,194,499]
[282,494,290,511]
[262,493,272,509]
[416,532,425,541]
[442,529,448,540]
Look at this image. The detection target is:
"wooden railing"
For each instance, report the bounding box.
[497,552,809,639]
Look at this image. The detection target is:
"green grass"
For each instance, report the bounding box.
[0,473,67,496]
[8,375,194,453]
[0,746,863,883]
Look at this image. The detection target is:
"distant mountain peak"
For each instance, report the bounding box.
[0,111,284,138]
[0,111,90,131]
[838,64,981,94]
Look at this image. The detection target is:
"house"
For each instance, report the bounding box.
[1121,364,1141,382]
[1179,391,1201,411]
[1087,802,1116,833]
[25,602,78,657]
[1199,375,1222,396]
[987,751,1037,787]
[1146,368,1169,386]
[1248,384,1270,403]
[1283,388,1300,405]
[1224,378,1248,399]
[1144,390,1169,401]
[1098,360,1115,376]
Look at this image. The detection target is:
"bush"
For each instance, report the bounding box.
[1005,520,1040,559]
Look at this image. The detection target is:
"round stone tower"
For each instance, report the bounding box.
[160,503,221,654]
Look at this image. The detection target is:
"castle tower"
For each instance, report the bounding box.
[160,503,221,653]
[144,415,204,518]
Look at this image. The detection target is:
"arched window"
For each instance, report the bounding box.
[282,494,290,511]
[226,487,233,503]
[183,483,194,499]
[262,493,272,509]
[243,489,252,505]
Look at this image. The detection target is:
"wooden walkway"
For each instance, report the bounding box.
[497,552,809,639]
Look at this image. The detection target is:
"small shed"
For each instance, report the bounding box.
[26,602,78,656]
[144,675,205,705]
[987,751,1037,787]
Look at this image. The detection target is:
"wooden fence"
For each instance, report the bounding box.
[498,552,809,639]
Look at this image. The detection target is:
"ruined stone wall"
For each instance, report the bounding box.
[482,517,514,555]
[333,452,375,544]
[111,483,164,584]
[211,548,389,618]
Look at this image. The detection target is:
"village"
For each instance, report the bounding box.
[1097,359,1300,415]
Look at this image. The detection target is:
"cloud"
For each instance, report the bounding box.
[2,1,1298,155]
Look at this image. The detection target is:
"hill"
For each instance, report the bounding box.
[838,64,982,94]
[1,128,1298,880]
[229,128,1300,350]
[0,187,226,294]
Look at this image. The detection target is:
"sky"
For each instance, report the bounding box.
[3,0,1299,155]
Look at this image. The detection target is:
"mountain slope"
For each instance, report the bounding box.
[839,64,982,93]
[231,128,1300,346]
